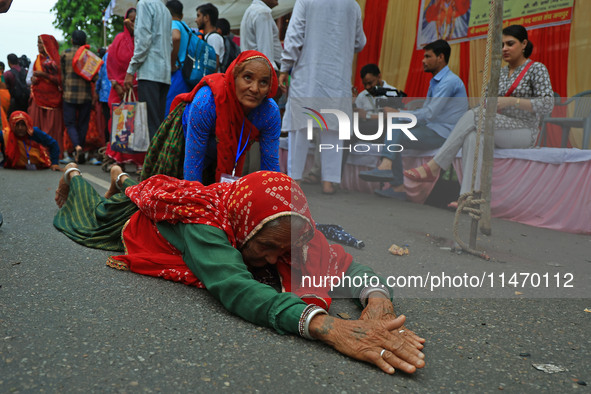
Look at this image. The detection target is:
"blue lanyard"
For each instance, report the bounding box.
[233,119,251,176]
[22,139,32,164]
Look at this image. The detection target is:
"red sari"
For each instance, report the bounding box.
[105,21,144,166]
[28,34,64,156]
[109,171,352,309]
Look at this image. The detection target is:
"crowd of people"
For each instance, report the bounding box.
[0,0,556,374]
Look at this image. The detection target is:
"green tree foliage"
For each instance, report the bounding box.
[52,0,125,51]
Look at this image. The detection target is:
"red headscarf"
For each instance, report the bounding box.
[170,50,279,182]
[31,34,62,109]
[110,171,352,309]
[3,111,51,169]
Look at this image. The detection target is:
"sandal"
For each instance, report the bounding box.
[404,163,439,182]
[302,173,320,184]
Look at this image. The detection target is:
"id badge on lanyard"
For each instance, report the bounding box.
[24,140,37,170]
[220,119,251,184]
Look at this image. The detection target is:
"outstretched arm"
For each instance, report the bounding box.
[309,313,425,374]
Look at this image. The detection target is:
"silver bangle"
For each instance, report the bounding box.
[63,167,81,185]
[360,284,390,308]
[304,307,328,340]
[298,304,327,340]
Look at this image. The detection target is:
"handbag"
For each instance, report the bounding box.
[110,90,150,153]
[72,45,103,81]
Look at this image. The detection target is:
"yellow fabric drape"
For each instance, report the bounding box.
[448,42,461,79]
[468,38,487,101]
[567,0,591,148]
[378,0,419,91]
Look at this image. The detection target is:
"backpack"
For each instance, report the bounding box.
[220,35,241,73]
[9,67,30,111]
[178,23,216,88]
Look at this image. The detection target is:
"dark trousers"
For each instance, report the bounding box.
[101,101,110,142]
[63,101,92,149]
[138,80,169,139]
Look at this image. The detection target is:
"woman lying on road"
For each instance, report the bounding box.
[54,166,426,374]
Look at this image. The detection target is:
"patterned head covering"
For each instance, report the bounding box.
[123,171,352,309]
[125,171,313,248]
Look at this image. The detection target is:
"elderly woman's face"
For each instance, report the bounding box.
[14,121,28,138]
[241,220,292,268]
[234,60,271,113]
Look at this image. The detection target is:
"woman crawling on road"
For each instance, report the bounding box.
[53,165,426,374]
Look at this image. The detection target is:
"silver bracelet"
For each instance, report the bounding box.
[298,304,327,340]
[63,167,81,185]
[360,284,390,308]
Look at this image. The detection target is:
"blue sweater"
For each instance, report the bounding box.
[181,86,281,182]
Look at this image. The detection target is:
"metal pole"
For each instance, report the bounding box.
[103,20,107,48]
[479,0,504,236]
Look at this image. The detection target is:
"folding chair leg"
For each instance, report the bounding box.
[561,126,570,148]
[582,120,591,149]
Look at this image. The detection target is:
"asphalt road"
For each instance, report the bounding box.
[1,164,589,393]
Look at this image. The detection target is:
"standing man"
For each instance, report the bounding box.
[4,53,30,115]
[124,0,172,139]
[279,0,366,195]
[358,39,468,200]
[240,0,282,70]
[61,30,97,164]
[164,0,190,116]
[195,3,224,73]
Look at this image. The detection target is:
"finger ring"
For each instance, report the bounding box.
[380,349,386,357]
[399,330,405,333]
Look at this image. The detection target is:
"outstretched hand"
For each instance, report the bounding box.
[360,297,425,350]
[309,314,425,374]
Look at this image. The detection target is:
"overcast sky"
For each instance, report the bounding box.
[0,0,65,67]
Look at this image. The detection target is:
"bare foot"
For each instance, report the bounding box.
[321,181,336,195]
[55,163,80,208]
[377,158,393,171]
[105,165,128,199]
[392,184,405,193]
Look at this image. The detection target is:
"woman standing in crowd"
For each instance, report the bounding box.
[404,25,554,205]
[141,50,280,185]
[28,34,64,156]
[103,8,145,172]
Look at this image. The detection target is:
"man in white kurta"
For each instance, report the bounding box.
[240,0,283,70]
[279,0,366,192]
